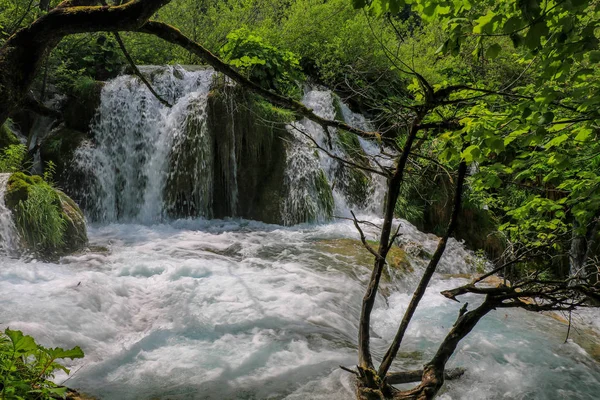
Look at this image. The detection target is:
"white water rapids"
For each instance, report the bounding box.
[1,218,600,399]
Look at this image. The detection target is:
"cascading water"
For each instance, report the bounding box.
[76,69,387,225]
[0,173,18,255]
[75,66,215,223]
[282,90,385,224]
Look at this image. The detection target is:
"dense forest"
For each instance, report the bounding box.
[1,0,600,399]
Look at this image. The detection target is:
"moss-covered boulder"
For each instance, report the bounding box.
[164,75,295,223]
[0,121,20,150]
[314,238,412,276]
[5,172,87,258]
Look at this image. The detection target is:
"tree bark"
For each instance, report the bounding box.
[378,161,467,378]
[357,116,423,370]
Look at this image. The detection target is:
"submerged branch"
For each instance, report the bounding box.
[386,367,465,385]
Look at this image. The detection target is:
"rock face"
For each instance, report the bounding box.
[37,80,104,194]
[62,80,105,132]
[5,172,87,258]
[165,77,293,223]
[55,67,378,226]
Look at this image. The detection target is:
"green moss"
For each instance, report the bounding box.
[346,168,371,207]
[314,238,412,273]
[40,128,88,178]
[252,97,297,124]
[5,172,46,209]
[332,94,345,122]
[0,120,19,150]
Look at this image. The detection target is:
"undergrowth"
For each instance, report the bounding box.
[16,182,67,253]
[0,328,84,400]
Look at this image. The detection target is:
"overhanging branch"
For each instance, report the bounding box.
[137,21,383,143]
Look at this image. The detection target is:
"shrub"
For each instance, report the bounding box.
[0,328,84,400]
[0,144,26,173]
[220,28,304,98]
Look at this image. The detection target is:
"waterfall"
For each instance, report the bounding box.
[75,66,215,223]
[283,89,386,223]
[74,68,388,225]
[0,173,18,255]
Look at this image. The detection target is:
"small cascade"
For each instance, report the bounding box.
[75,66,215,223]
[0,173,18,255]
[282,89,386,223]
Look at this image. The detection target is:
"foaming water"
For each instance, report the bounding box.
[1,218,599,399]
[0,173,18,256]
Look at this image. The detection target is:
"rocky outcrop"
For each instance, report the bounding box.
[40,127,89,191]
[62,79,104,132]
[165,76,294,223]
[5,172,87,258]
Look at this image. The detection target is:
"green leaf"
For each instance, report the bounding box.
[486,43,502,59]
[546,134,569,148]
[5,329,37,354]
[574,127,593,142]
[538,111,554,125]
[524,21,549,50]
[46,346,85,360]
[473,11,498,34]
[462,145,481,162]
[589,50,600,63]
[503,16,523,34]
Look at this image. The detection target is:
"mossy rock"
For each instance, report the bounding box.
[57,190,88,252]
[0,122,20,150]
[5,172,87,258]
[5,172,47,210]
[314,238,412,273]
[166,74,295,223]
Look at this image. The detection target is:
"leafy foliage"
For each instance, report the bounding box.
[0,144,26,173]
[220,28,304,97]
[0,328,84,400]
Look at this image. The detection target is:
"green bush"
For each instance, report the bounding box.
[0,328,84,400]
[220,28,304,98]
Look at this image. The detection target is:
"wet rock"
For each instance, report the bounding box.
[62,79,104,132]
